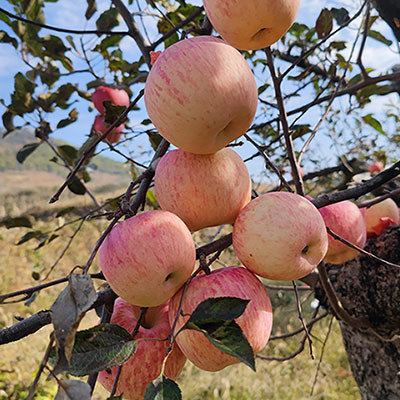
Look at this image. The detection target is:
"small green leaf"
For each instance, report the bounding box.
[330,7,350,26]
[2,216,33,229]
[85,0,97,19]
[50,324,136,377]
[144,376,182,400]
[57,144,78,165]
[368,30,393,46]
[146,190,159,208]
[57,109,78,129]
[362,114,385,135]
[96,8,121,32]
[186,297,250,325]
[16,142,40,163]
[0,30,18,48]
[103,101,127,125]
[16,230,44,245]
[315,8,333,39]
[147,131,163,150]
[186,320,256,371]
[68,177,86,195]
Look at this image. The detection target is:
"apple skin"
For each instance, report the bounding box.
[92,86,130,114]
[93,115,124,143]
[154,148,252,231]
[368,161,384,173]
[364,198,400,237]
[99,299,187,400]
[144,36,258,155]
[233,192,328,281]
[319,201,367,264]
[98,210,196,307]
[168,266,273,372]
[203,0,300,51]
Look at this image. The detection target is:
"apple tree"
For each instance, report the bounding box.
[0,0,400,399]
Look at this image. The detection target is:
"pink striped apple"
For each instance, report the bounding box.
[99,299,186,400]
[93,115,124,143]
[92,86,130,114]
[203,0,300,50]
[168,266,273,372]
[154,148,252,231]
[233,192,328,280]
[319,201,367,264]
[144,36,258,154]
[364,198,400,237]
[98,210,196,307]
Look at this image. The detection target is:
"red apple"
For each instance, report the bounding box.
[364,198,400,237]
[144,36,258,155]
[233,192,328,281]
[98,210,196,307]
[368,161,384,173]
[168,266,273,372]
[99,299,186,400]
[93,115,124,143]
[319,201,366,264]
[154,148,252,231]
[203,0,300,50]
[92,86,130,114]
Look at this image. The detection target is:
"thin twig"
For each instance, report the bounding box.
[26,335,55,400]
[292,280,314,359]
[265,47,304,196]
[310,315,334,396]
[356,1,371,80]
[357,188,400,208]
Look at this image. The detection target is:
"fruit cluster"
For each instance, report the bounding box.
[94,2,399,398]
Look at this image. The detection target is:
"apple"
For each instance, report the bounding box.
[202,0,301,51]
[99,299,186,400]
[98,210,196,307]
[93,115,124,143]
[319,201,367,264]
[144,36,258,155]
[154,148,252,231]
[92,86,130,115]
[368,161,384,173]
[364,198,400,237]
[233,192,328,281]
[168,266,273,372]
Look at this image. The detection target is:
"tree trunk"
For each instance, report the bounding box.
[315,226,400,399]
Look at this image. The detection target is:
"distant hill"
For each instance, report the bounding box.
[0,129,130,176]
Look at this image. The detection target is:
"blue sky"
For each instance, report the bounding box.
[1,0,399,182]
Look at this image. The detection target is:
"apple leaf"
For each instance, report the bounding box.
[315,8,333,39]
[186,297,250,324]
[144,376,182,400]
[54,379,91,400]
[185,319,256,371]
[68,177,87,196]
[2,216,33,229]
[362,114,385,135]
[50,323,136,376]
[50,274,97,376]
[16,142,41,164]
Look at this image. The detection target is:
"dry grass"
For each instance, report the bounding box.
[0,218,360,400]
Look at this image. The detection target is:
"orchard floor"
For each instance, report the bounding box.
[0,222,361,400]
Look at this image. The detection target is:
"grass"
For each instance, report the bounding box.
[0,211,360,400]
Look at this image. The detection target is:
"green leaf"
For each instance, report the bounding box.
[57,144,78,165]
[186,297,250,325]
[362,114,385,135]
[144,376,182,400]
[368,30,393,46]
[85,0,97,19]
[50,324,137,377]
[57,109,78,129]
[2,216,33,229]
[330,7,350,26]
[0,30,18,48]
[16,142,41,163]
[315,8,333,39]
[96,8,120,32]
[103,101,127,125]
[185,319,256,371]
[16,230,44,245]
[14,72,35,94]
[2,110,15,133]
[146,190,159,208]
[147,131,163,150]
[68,177,86,195]
[41,34,69,58]
[65,35,78,53]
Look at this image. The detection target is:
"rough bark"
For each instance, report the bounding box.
[315,226,400,399]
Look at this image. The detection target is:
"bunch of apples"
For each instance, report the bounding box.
[91,85,130,143]
[95,1,399,398]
